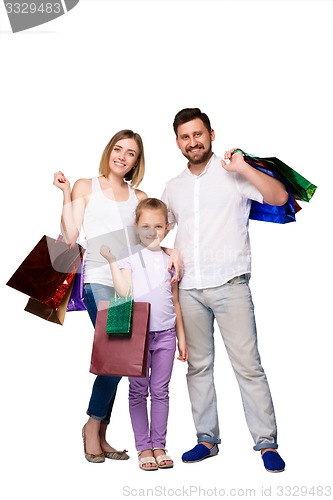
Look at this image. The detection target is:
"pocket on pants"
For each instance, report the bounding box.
[226,273,251,285]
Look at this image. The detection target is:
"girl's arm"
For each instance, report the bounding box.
[172,283,188,362]
[100,245,132,297]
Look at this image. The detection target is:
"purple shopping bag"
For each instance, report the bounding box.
[66,262,86,311]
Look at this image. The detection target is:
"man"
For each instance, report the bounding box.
[162,108,287,472]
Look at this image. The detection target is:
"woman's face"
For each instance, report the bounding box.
[108,138,140,178]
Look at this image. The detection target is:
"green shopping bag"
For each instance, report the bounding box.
[106,291,133,337]
[237,149,317,202]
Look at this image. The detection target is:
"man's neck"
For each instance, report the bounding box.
[188,152,214,176]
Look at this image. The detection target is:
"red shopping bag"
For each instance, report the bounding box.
[90,301,150,377]
[24,280,74,325]
[6,234,84,310]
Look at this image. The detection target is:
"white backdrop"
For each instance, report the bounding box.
[1,1,332,498]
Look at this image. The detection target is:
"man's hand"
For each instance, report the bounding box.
[221,148,245,173]
[167,249,183,284]
[222,148,288,205]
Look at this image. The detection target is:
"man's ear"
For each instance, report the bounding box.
[211,129,215,142]
[176,138,181,150]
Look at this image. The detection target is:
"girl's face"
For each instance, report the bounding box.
[136,209,168,250]
[108,138,139,178]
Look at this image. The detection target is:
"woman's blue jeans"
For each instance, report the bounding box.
[84,283,121,424]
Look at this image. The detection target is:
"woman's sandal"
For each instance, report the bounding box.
[153,448,174,469]
[104,450,129,460]
[138,451,158,471]
[82,425,105,463]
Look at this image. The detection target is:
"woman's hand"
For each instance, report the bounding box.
[53,171,71,191]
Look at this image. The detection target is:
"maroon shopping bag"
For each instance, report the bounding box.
[6,235,84,310]
[90,301,150,377]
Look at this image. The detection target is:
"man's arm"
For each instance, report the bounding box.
[222,149,289,206]
[161,188,182,282]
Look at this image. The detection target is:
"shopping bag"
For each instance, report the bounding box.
[66,261,86,312]
[6,235,85,310]
[248,163,297,224]
[233,149,317,224]
[238,149,317,202]
[24,279,74,325]
[106,292,133,337]
[90,301,150,377]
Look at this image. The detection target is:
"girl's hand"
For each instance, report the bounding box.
[177,340,188,362]
[53,171,71,191]
[100,244,116,264]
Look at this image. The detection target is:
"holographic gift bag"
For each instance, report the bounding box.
[233,149,317,223]
[242,150,317,202]
[24,280,74,325]
[66,261,86,312]
[248,163,298,224]
[106,291,133,337]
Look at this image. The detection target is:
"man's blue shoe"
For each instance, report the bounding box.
[262,451,285,472]
[182,443,219,463]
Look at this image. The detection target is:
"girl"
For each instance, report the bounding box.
[100,198,188,470]
[54,131,181,463]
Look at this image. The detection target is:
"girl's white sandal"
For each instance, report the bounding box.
[153,448,174,469]
[138,451,158,471]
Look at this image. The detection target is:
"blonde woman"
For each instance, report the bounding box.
[54,130,181,463]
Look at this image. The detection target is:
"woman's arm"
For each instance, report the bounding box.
[53,172,88,245]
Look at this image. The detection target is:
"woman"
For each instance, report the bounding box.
[54,130,180,463]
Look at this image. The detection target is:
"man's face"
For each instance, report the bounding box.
[176,118,215,165]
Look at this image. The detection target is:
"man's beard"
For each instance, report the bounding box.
[184,144,212,165]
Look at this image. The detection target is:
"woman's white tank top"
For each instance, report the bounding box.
[83,177,139,286]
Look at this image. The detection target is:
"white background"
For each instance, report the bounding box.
[0,1,332,498]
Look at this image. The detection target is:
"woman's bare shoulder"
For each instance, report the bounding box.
[134,188,148,201]
[72,177,93,198]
